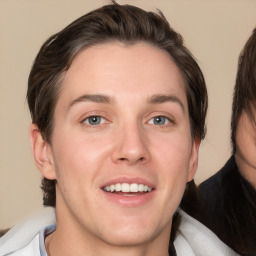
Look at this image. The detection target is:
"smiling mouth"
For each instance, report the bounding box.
[102,183,153,194]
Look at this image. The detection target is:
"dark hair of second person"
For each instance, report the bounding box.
[182,29,256,256]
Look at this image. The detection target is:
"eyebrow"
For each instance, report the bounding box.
[147,94,185,112]
[68,94,113,109]
[67,93,185,112]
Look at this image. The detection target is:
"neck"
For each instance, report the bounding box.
[235,154,256,190]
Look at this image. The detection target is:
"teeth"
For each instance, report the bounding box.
[122,183,130,193]
[115,183,121,192]
[130,183,138,192]
[110,185,115,192]
[103,183,153,193]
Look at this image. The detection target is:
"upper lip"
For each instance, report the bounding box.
[100,176,155,189]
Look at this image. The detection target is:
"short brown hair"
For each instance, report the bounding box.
[231,28,256,153]
[27,2,207,207]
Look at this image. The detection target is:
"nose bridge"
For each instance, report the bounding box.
[112,119,150,165]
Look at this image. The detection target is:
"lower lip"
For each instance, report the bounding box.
[101,190,155,207]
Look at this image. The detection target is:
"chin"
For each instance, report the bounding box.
[102,230,154,247]
[98,217,166,247]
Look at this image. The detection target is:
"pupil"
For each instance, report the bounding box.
[89,116,100,125]
[154,116,165,124]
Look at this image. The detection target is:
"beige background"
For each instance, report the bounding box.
[0,0,255,229]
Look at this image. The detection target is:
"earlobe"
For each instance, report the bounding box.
[187,137,200,182]
[30,124,56,180]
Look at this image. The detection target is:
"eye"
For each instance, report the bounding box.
[149,116,170,125]
[83,116,107,126]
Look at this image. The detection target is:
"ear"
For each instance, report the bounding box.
[30,124,56,180]
[187,137,200,182]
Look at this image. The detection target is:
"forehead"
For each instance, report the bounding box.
[58,42,187,108]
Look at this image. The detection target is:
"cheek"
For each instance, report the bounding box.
[236,129,250,157]
[52,133,112,180]
[153,131,192,169]
[152,132,192,192]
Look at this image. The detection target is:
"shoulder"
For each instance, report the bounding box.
[174,210,239,256]
[4,234,40,256]
[0,207,55,256]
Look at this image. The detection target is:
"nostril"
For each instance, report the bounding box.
[117,156,145,164]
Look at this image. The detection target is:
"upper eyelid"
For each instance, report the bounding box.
[79,112,108,124]
[78,109,176,123]
[146,112,175,121]
[145,116,176,129]
[81,115,109,127]
[148,115,172,123]
[82,114,106,121]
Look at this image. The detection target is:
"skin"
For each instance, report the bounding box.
[235,109,256,189]
[31,42,199,256]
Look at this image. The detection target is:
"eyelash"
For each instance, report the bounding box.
[81,114,173,128]
[148,115,173,126]
[82,115,108,126]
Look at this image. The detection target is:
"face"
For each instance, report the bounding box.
[32,42,199,248]
[235,109,256,188]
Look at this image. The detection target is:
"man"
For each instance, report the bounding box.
[0,2,236,255]
[188,29,256,256]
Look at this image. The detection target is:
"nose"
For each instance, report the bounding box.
[112,124,151,165]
